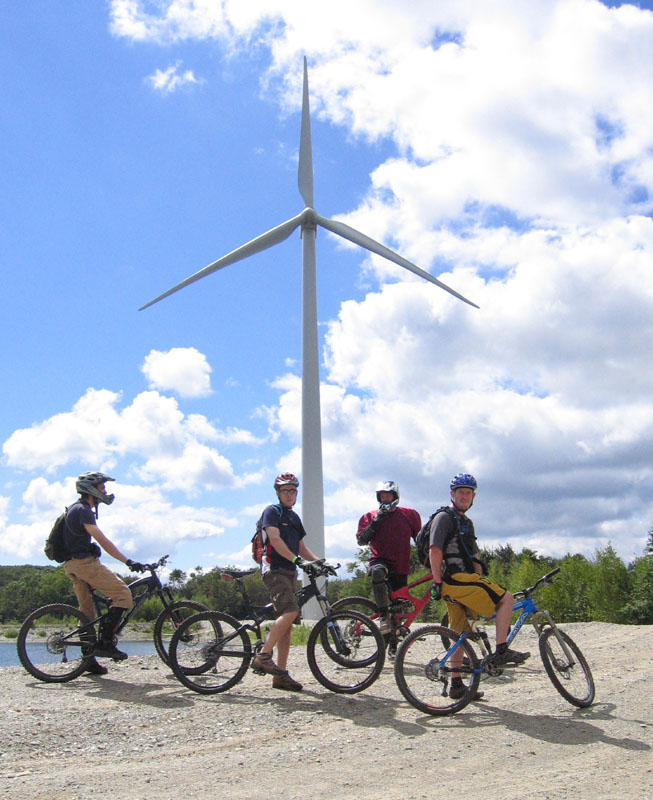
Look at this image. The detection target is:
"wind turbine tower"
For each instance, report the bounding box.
[140,57,477,562]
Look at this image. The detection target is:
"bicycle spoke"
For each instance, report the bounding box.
[539,627,595,707]
[307,611,385,694]
[17,604,91,683]
[394,625,480,715]
[168,611,251,694]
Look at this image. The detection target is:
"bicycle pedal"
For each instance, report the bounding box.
[251,667,265,676]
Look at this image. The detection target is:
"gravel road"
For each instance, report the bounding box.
[1,622,651,800]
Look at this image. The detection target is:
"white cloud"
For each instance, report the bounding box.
[4,1,651,568]
[146,61,200,93]
[142,347,212,397]
[1,378,259,494]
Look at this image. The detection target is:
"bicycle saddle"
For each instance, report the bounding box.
[220,568,258,580]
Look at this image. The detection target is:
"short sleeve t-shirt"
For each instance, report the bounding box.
[64,500,101,559]
[260,503,306,574]
[429,509,478,576]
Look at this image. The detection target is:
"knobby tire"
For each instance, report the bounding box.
[17,603,92,683]
[538,627,595,707]
[394,624,480,716]
[168,610,249,694]
[307,610,385,694]
[152,600,210,667]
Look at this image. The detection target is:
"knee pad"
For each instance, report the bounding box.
[370,563,388,584]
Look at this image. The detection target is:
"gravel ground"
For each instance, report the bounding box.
[1,622,651,800]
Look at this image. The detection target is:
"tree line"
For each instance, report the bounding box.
[1,534,651,625]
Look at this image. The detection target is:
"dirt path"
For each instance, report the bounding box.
[1,622,651,800]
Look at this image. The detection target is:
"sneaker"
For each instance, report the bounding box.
[94,642,128,661]
[449,681,484,701]
[251,653,285,676]
[272,671,303,692]
[84,658,109,676]
[492,647,530,666]
[378,615,393,635]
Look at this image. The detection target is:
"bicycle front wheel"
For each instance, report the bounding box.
[539,627,595,707]
[307,610,385,694]
[17,604,91,683]
[168,611,250,694]
[394,625,480,716]
[153,600,209,667]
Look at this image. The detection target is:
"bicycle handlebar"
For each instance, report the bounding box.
[143,555,169,572]
[300,558,340,578]
[513,567,561,599]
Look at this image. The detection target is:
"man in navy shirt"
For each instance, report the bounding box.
[63,472,145,673]
[250,472,319,691]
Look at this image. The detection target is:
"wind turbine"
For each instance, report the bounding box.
[140,57,477,563]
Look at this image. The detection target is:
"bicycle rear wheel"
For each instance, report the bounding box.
[153,600,210,667]
[307,610,385,694]
[539,627,595,707]
[17,604,92,683]
[168,611,250,694]
[394,625,480,715]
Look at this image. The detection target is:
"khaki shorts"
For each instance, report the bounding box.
[64,557,133,621]
[262,569,301,623]
[443,572,506,633]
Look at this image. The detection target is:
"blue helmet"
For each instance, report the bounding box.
[450,473,477,492]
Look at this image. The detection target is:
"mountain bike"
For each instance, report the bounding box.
[167,559,385,695]
[393,567,595,715]
[331,571,434,657]
[17,555,208,683]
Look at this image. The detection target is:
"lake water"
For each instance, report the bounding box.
[0,640,157,668]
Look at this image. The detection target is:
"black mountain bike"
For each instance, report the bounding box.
[17,555,208,682]
[168,559,385,695]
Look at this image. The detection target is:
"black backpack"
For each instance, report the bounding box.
[44,508,70,563]
[251,504,282,564]
[415,506,450,568]
[415,506,483,574]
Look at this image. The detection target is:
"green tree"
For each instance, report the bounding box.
[544,554,593,622]
[589,543,629,623]
[621,554,653,624]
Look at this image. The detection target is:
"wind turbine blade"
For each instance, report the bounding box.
[139,213,303,310]
[316,214,479,309]
[297,56,314,208]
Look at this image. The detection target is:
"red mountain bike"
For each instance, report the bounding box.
[332,571,435,656]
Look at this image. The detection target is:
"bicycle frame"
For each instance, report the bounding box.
[387,572,433,631]
[215,563,341,659]
[447,568,578,674]
[86,558,174,636]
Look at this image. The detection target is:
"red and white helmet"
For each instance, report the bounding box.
[274,472,299,489]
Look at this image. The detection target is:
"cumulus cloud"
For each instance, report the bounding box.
[0,477,241,562]
[146,61,201,93]
[142,347,212,397]
[2,383,251,494]
[107,0,653,564]
[4,0,649,567]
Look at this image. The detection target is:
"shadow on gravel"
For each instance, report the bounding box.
[26,675,196,709]
[411,701,651,751]
[158,685,434,736]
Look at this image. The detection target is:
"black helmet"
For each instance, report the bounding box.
[76,472,115,505]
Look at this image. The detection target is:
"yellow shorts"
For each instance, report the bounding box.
[443,572,506,633]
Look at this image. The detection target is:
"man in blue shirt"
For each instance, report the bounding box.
[251,472,319,691]
[63,472,145,673]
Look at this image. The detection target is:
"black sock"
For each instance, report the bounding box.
[496,643,507,653]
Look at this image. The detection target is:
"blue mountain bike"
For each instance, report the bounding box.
[394,567,595,715]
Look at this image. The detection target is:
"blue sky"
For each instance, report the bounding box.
[2,0,653,577]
